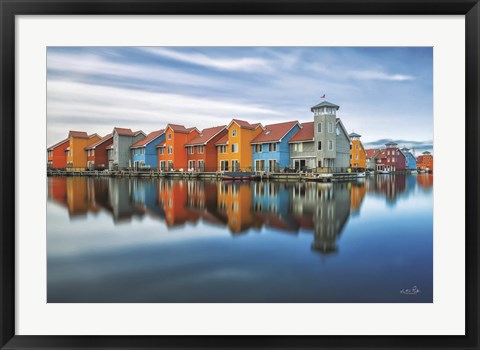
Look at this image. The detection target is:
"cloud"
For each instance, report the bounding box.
[363,139,433,152]
[140,48,271,72]
[349,70,415,81]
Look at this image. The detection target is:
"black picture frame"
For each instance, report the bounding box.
[1,1,479,349]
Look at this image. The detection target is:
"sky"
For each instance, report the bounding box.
[47,47,433,154]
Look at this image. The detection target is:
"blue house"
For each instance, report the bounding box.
[251,121,301,172]
[130,129,165,169]
[401,147,417,171]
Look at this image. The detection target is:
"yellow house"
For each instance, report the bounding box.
[65,131,101,170]
[215,119,263,172]
[349,132,367,170]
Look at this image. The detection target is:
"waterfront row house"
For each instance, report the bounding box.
[251,120,301,172]
[417,151,433,172]
[85,133,113,170]
[66,131,101,169]
[374,142,406,172]
[365,149,381,171]
[185,125,228,172]
[349,132,367,170]
[130,129,166,169]
[215,119,264,172]
[109,128,146,170]
[157,124,199,171]
[402,147,417,171]
[47,138,69,169]
[288,101,350,172]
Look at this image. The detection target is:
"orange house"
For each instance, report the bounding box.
[157,124,199,171]
[65,131,101,170]
[349,132,367,170]
[47,138,69,169]
[215,119,263,172]
[416,151,433,172]
[184,125,227,172]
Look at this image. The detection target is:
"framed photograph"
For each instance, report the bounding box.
[1,0,479,349]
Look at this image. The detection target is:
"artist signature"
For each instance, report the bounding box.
[400,286,421,295]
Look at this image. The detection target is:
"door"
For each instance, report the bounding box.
[255,159,265,171]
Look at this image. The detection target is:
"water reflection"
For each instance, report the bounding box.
[48,174,433,255]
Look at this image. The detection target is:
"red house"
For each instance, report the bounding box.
[375,141,406,172]
[84,133,113,170]
[47,138,69,169]
[184,125,227,172]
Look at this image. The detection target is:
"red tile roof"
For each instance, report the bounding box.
[185,125,226,146]
[251,121,299,144]
[365,149,380,159]
[230,119,262,130]
[47,138,69,151]
[114,127,134,136]
[133,130,144,136]
[68,131,89,139]
[85,133,113,150]
[166,124,198,134]
[376,150,387,159]
[288,122,314,142]
[156,141,166,148]
[215,134,229,145]
[131,129,165,148]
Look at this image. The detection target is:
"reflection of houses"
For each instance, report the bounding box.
[349,181,367,215]
[217,182,257,233]
[185,125,227,172]
[417,173,433,190]
[369,174,407,204]
[251,121,301,172]
[349,132,367,170]
[47,138,69,169]
[108,178,144,222]
[66,131,101,169]
[216,119,264,172]
[130,129,165,169]
[157,180,200,227]
[417,151,433,172]
[157,124,199,171]
[85,133,113,170]
[110,127,146,170]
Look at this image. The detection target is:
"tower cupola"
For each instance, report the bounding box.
[311,101,339,116]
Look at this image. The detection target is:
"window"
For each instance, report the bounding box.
[198,160,204,170]
[159,148,164,155]
[318,160,322,167]
[317,141,322,151]
[219,145,227,153]
[232,160,239,171]
[328,140,333,150]
[328,122,333,133]
[269,143,277,152]
[167,146,173,154]
[356,154,359,159]
[317,123,322,133]
[188,146,194,154]
[220,160,229,171]
[232,129,237,137]
[92,150,95,156]
[350,144,352,150]
[387,150,390,155]
[254,144,262,153]
[141,148,144,155]
[350,155,352,159]
[198,146,204,154]
[231,144,238,153]
[355,144,359,150]
[293,143,303,152]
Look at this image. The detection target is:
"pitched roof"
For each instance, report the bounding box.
[365,149,381,159]
[113,127,134,136]
[68,131,89,139]
[133,130,145,136]
[311,100,340,111]
[376,150,387,159]
[47,138,69,151]
[167,124,198,134]
[349,132,362,138]
[185,125,227,146]
[156,141,166,148]
[288,122,314,143]
[229,119,263,130]
[251,121,299,144]
[130,129,165,148]
[85,133,113,150]
[385,141,398,147]
[422,151,431,155]
[215,134,229,146]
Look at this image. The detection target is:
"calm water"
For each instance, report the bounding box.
[47,174,433,303]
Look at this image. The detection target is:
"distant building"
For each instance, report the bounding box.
[365,149,381,171]
[374,141,406,172]
[215,119,264,172]
[130,129,165,169]
[157,124,199,171]
[251,120,301,172]
[109,127,146,170]
[85,133,113,170]
[47,138,69,169]
[417,151,433,172]
[349,132,367,170]
[401,147,417,171]
[288,100,350,171]
[65,131,101,169]
[185,125,227,172]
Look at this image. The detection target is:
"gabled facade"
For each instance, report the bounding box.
[157,124,199,171]
[185,125,227,172]
[109,127,146,170]
[288,122,316,171]
[130,129,165,169]
[374,141,406,172]
[251,120,301,172]
[85,133,113,170]
[365,149,381,171]
[47,138,69,169]
[349,132,367,170]
[65,131,101,169]
[215,119,263,172]
[416,151,433,172]
[401,147,417,171]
